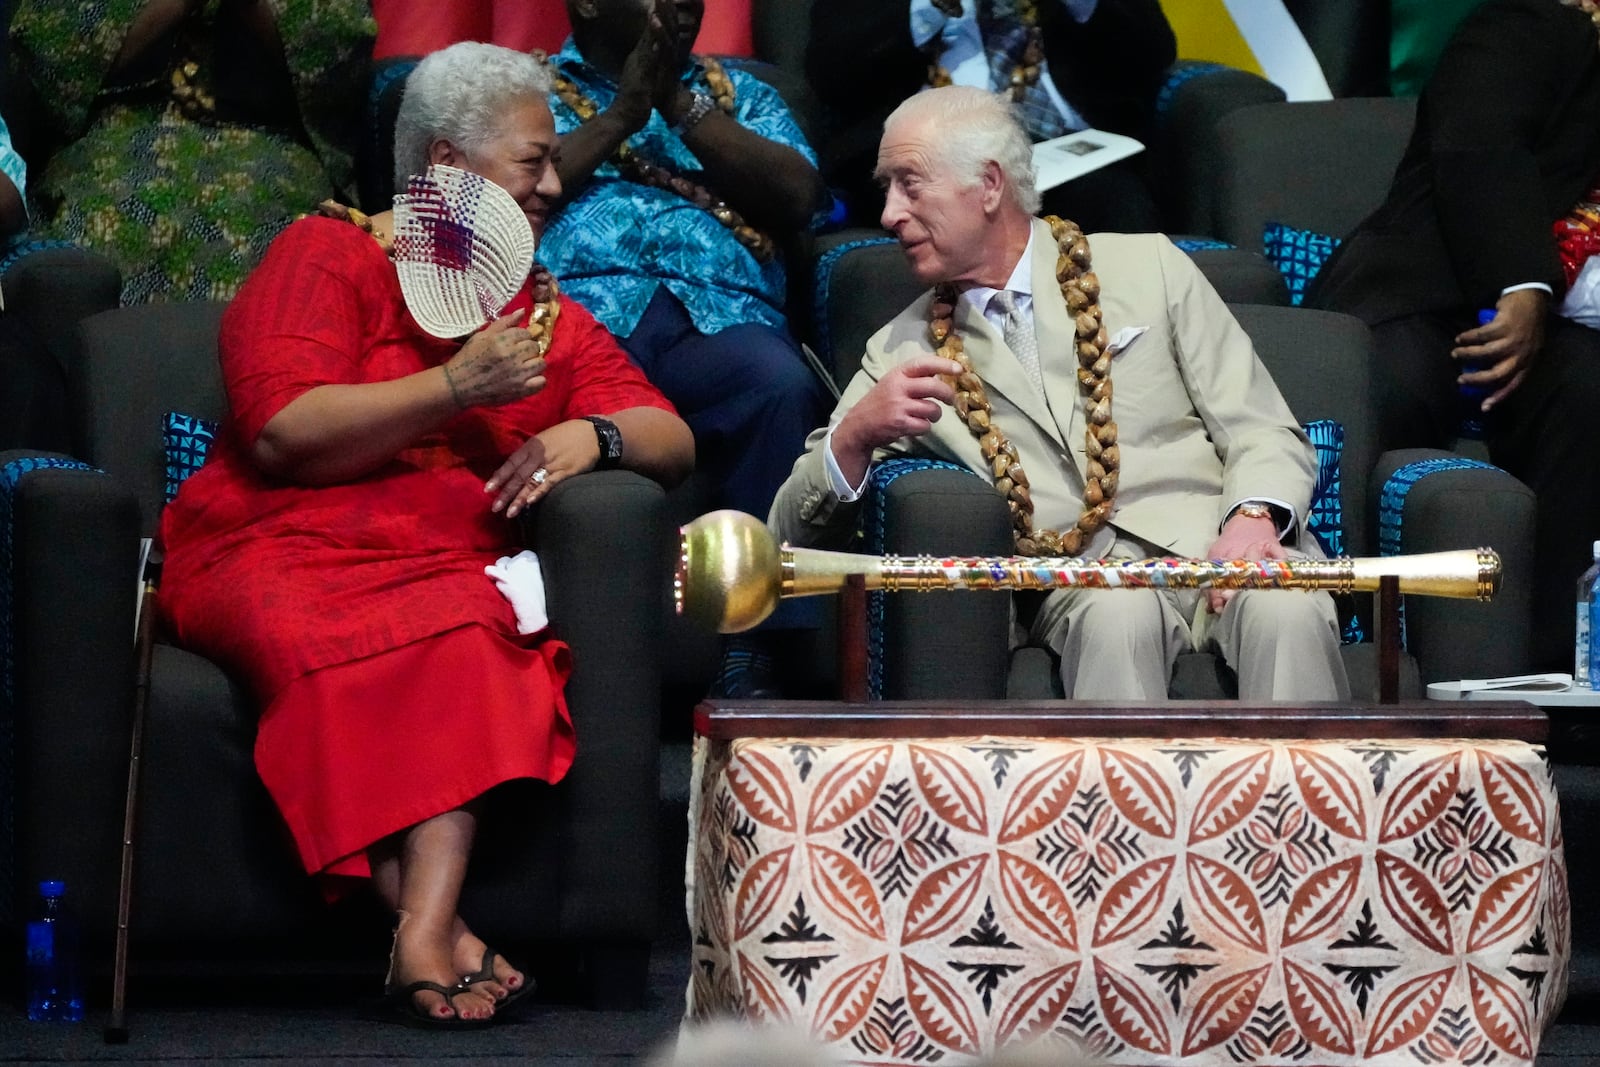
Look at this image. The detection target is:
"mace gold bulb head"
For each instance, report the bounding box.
[675,510,782,633]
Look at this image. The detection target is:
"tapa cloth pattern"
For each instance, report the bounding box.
[686,736,1567,1065]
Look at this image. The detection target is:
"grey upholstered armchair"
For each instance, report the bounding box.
[1,301,669,1004]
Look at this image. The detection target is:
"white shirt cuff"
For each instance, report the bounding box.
[1501,282,1553,297]
[1225,497,1297,541]
[823,425,870,502]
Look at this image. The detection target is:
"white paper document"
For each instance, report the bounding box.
[1427,673,1600,707]
[1031,129,1145,193]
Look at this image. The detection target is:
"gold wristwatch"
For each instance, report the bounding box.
[1233,501,1274,521]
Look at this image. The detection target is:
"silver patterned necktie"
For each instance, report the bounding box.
[990,289,1046,397]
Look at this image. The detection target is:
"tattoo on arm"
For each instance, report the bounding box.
[442,362,469,410]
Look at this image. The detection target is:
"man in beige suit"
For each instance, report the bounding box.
[770,86,1348,701]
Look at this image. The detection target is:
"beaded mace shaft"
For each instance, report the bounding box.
[675,510,1502,633]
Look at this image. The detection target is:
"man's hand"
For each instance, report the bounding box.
[1203,512,1284,614]
[440,310,547,410]
[1451,287,1548,411]
[831,356,962,487]
[614,0,678,130]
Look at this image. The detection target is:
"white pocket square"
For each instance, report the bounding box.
[1106,325,1149,357]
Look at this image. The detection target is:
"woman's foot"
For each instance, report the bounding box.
[388,912,498,1023]
[451,917,528,1003]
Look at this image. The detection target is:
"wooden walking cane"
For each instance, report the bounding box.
[105,573,157,1044]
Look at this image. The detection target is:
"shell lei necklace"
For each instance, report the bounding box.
[932,215,1117,556]
[926,0,1044,102]
[551,55,775,263]
[315,200,562,356]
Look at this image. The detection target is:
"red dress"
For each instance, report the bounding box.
[158,216,675,878]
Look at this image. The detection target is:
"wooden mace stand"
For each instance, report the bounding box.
[696,574,1547,744]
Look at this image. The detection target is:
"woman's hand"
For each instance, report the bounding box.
[485,420,603,518]
[441,310,547,410]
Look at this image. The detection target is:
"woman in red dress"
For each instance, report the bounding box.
[157,43,693,1027]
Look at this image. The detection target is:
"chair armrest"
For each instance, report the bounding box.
[3,246,121,374]
[869,464,1013,700]
[524,469,667,937]
[0,452,140,930]
[1149,61,1286,236]
[1372,448,1536,684]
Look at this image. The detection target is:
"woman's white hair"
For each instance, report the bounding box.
[392,42,553,188]
[884,86,1041,214]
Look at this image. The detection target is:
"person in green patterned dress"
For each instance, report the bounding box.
[9,0,375,304]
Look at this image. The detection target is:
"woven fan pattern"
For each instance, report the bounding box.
[393,164,535,339]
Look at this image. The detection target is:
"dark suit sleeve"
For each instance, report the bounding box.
[1038,0,1176,136]
[806,0,924,110]
[1420,0,1592,301]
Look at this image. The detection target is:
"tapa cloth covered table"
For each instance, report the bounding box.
[686,720,1567,1065]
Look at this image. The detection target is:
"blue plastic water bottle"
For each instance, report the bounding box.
[25,880,84,1022]
[1590,553,1600,689]
[1457,308,1497,441]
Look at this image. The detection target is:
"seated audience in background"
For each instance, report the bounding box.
[541,0,831,696]
[651,1021,847,1066]
[0,114,24,238]
[7,0,374,303]
[651,1020,1100,1064]
[772,86,1349,702]
[369,0,753,58]
[157,44,693,1027]
[1305,0,1600,672]
[807,0,1175,231]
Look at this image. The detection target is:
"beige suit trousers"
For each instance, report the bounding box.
[1028,535,1349,702]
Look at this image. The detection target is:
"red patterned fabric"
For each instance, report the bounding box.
[158,216,672,875]
[371,0,752,59]
[160,216,672,700]
[689,737,1568,1065]
[1554,182,1600,289]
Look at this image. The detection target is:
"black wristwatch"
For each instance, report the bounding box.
[584,415,624,470]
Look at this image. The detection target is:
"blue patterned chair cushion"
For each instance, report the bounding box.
[1302,419,1344,560]
[1263,221,1341,307]
[163,412,218,503]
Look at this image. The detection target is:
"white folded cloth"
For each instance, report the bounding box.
[484,550,548,634]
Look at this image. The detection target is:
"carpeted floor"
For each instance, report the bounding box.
[0,944,690,1065]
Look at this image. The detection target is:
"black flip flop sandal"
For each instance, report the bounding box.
[386,978,495,1030]
[460,947,535,1009]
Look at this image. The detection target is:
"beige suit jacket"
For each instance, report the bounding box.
[771,225,1317,559]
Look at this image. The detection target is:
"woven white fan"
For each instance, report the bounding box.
[393,164,536,339]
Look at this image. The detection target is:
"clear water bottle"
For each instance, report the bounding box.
[1458,308,1497,441]
[25,880,84,1022]
[1579,541,1600,688]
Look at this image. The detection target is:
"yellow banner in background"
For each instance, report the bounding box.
[1159,0,1333,101]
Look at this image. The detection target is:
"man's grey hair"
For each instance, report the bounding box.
[884,86,1041,214]
[392,42,553,189]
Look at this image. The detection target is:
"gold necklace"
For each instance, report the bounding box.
[551,56,775,263]
[931,215,1116,556]
[314,200,562,356]
[925,0,1045,103]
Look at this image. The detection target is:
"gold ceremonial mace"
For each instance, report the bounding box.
[675,510,1501,634]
